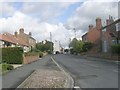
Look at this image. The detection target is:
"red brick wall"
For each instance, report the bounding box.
[87,27,101,44]
[23,55,39,64]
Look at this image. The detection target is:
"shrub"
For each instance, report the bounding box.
[1,47,23,64]
[111,44,120,54]
[6,64,14,70]
[82,42,93,52]
[2,64,13,71]
[39,52,43,58]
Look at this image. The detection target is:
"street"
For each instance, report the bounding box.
[54,54,118,88]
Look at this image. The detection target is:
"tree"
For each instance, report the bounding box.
[36,41,53,54]
[69,38,84,54]
[69,38,78,48]
[73,40,84,54]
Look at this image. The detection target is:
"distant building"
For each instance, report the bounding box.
[53,40,60,54]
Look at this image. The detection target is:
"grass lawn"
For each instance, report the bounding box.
[0,64,13,74]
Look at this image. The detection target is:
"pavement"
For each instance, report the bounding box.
[2,55,60,88]
[53,54,119,89]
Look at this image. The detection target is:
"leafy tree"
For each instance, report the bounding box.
[69,38,78,48]
[36,41,53,54]
[69,38,84,54]
[73,40,84,54]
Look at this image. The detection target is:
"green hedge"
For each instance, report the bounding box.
[1,47,23,64]
[111,44,120,54]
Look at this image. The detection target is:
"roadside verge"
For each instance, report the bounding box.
[51,56,74,88]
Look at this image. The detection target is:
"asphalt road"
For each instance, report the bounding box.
[53,54,119,89]
[2,55,60,88]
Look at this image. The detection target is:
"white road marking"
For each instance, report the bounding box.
[74,86,80,88]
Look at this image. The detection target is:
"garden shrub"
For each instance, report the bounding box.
[1,47,23,64]
[111,44,120,54]
[39,52,43,58]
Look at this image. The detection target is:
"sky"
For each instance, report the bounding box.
[0,0,119,48]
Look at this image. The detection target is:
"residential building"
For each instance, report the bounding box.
[0,34,16,47]
[102,16,119,52]
[86,17,102,45]
[82,16,119,53]
[0,32,30,52]
[0,28,36,52]
[82,32,88,42]
[16,28,36,49]
[53,40,60,54]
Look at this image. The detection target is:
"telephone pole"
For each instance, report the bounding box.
[50,32,52,54]
[73,28,76,38]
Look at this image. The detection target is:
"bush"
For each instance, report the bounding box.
[1,47,23,64]
[2,64,13,71]
[6,64,14,70]
[111,44,120,54]
[39,52,43,58]
[82,42,93,52]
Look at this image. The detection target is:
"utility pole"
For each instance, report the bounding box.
[73,28,76,38]
[50,32,52,54]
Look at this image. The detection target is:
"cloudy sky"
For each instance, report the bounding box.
[0,0,119,48]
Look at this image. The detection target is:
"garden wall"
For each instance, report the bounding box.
[23,54,39,64]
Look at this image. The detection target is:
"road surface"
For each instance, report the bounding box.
[54,54,119,89]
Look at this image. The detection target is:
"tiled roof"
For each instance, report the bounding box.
[0,34,16,44]
[0,33,29,46]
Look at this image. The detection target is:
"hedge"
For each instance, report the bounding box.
[1,47,23,64]
[111,44,120,54]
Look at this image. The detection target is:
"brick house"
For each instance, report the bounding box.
[82,17,102,52]
[0,33,30,52]
[82,32,88,42]
[0,34,16,47]
[15,28,36,49]
[102,16,119,52]
[0,28,36,52]
[82,16,119,53]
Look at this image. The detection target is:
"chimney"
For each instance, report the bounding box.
[14,32,18,37]
[19,28,24,34]
[89,24,93,30]
[29,32,32,36]
[96,17,102,30]
[106,19,110,25]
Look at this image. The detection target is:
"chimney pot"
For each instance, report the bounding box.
[14,32,18,37]
[19,28,24,34]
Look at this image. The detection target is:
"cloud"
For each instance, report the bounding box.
[0,2,16,17]
[65,1,118,34]
[0,11,77,47]
[20,2,80,22]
